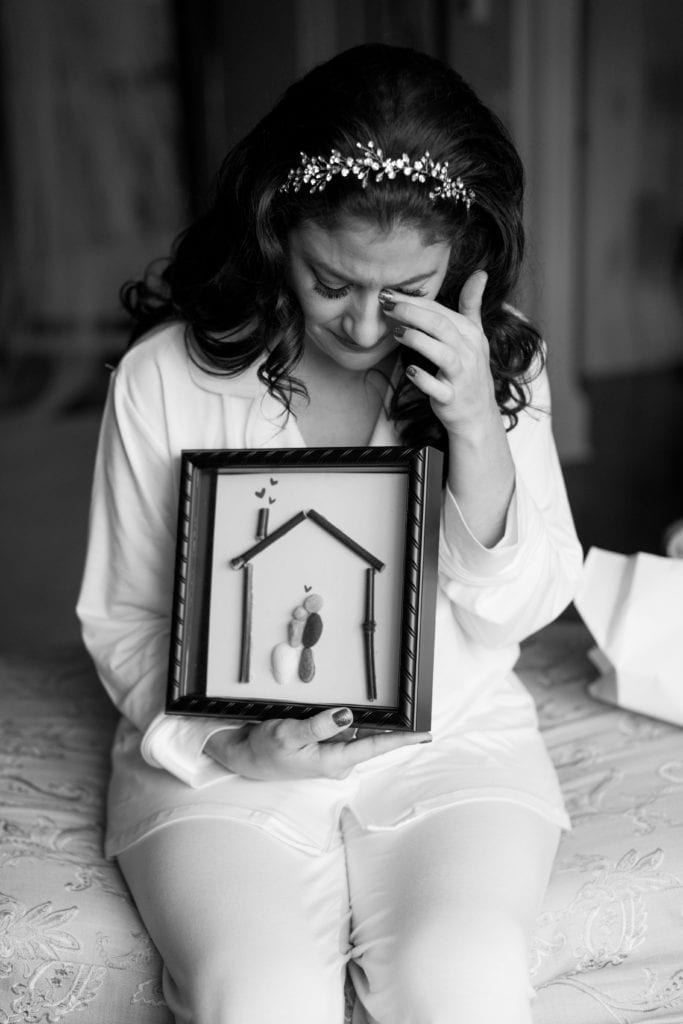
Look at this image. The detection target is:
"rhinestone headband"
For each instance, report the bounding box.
[280,140,475,208]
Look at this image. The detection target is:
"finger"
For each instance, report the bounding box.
[396,326,461,376]
[382,299,456,343]
[288,707,354,748]
[458,270,487,328]
[321,724,357,744]
[380,291,480,342]
[405,363,454,405]
[336,729,432,769]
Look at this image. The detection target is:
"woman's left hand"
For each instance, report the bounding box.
[381,270,497,439]
[382,269,516,547]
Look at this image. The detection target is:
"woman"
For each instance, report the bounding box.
[78,43,583,1023]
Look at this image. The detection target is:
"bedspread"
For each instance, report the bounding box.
[1,621,682,1023]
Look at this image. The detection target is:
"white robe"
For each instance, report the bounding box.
[76,324,583,857]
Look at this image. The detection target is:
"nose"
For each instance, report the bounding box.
[340,294,389,349]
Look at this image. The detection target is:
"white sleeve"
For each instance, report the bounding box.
[76,368,239,788]
[437,367,584,647]
[141,713,238,788]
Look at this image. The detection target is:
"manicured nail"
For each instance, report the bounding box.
[333,708,353,727]
[393,325,406,338]
[406,364,417,377]
[378,290,395,310]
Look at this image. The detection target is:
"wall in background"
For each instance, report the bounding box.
[0,0,184,408]
[2,1,681,433]
[583,0,683,375]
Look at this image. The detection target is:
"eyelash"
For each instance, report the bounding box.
[313,281,427,301]
[313,281,351,300]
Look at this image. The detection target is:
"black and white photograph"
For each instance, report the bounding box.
[1,3,682,1023]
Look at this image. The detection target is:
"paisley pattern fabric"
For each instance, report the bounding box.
[0,653,172,1023]
[525,626,683,1024]
[1,622,682,1022]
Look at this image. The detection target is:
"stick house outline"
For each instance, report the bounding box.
[230,509,385,699]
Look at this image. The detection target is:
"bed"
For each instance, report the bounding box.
[1,620,682,1023]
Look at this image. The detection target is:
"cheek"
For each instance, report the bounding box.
[300,295,339,326]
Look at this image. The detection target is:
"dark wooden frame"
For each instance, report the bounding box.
[166,445,442,731]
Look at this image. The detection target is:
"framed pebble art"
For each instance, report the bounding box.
[166,446,442,731]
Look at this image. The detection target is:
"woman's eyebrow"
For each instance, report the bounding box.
[307,256,438,288]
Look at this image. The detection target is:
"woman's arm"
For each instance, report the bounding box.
[381,275,583,645]
[76,363,239,786]
[436,367,583,646]
[386,271,517,547]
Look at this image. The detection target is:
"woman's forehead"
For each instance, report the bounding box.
[288,218,451,284]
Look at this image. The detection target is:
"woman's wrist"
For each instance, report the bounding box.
[446,423,515,548]
[203,729,242,772]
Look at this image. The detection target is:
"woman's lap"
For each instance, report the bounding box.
[118,801,560,1024]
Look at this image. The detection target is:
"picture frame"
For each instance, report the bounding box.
[166,445,443,731]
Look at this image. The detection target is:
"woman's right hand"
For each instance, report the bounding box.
[203,708,431,781]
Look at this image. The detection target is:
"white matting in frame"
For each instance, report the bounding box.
[208,468,407,707]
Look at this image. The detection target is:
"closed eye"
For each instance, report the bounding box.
[313,280,427,301]
[313,280,351,300]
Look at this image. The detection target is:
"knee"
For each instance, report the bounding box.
[174,947,343,1024]
[369,911,533,1024]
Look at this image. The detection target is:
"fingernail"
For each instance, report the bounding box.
[378,290,395,310]
[406,364,417,377]
[420,736,433,744]
[333,708,353,727]
[393,325,406,338]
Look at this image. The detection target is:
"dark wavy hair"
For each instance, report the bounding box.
[121,43,544,452]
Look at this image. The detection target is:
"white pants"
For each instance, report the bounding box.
[118,802,560,1024]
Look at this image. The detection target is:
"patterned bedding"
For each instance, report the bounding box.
[1,621,682,1023]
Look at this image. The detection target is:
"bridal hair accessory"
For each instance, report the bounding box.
[280,141,475,207]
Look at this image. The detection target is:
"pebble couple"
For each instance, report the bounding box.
[271,592,324,684]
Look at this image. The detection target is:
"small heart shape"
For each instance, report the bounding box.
[268,497,276,505]
[255,488,266,498]
[304,585,312,592]
[270,478,279,486]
